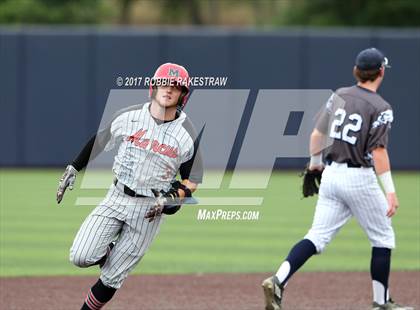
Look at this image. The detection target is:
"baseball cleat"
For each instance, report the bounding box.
[262,276,284,310]
[372,299,414,310]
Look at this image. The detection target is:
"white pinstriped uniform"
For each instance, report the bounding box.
[106,102,195,196]
[304,162,395,253]
[70,102,200,289]
[70,189,161,288]
[304,86,395,253]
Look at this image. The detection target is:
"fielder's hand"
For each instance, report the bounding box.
[386,192,399,217]
[56,165,78,204]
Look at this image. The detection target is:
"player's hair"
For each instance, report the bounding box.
[353,67,381,83]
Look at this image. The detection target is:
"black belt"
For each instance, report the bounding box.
[113,179,147,197]
[326,160,362,168]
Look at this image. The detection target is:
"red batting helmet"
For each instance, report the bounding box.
[149,63,190,109]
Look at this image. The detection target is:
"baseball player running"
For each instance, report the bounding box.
[56,63,203,310]
[262,48,412,310]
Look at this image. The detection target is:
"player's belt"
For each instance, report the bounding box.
[326,160,362,168]
[113,179,147,198]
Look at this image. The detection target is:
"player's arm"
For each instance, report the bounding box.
[177,121,204,198]
[164,145,203,209]
[372,147,398,217]
[72,129,111,171]
[368,107,397,217]
[70,107,136,173]
[146,179,200,220]
[309,128,326,171]
[146,178,199,221]
[57,105,141,204]
[56,110,125,204]
[301,98,331,197]
[309,94,334,171]
[180,179,197,194]
[56,128,111,204]
[300,128,325,198]
[164,179,198,201]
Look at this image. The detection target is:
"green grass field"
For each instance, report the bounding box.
[0,169,419,277]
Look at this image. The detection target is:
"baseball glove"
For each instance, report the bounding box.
[301,166,323,198]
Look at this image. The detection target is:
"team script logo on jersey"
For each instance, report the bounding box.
[126,129,178,158]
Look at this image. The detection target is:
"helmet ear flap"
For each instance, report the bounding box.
[177,95,185,111]
[177,87,189,110]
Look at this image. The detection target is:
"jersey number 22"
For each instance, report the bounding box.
[329,108,363,145]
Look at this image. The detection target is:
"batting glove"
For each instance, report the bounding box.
[145,188,182,222]
[56,165,78,204]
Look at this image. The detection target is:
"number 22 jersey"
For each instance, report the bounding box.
[316,85,393,167]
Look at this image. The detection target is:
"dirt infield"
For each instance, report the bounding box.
[1,271,418,310]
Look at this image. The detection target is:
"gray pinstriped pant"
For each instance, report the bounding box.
[69,184,163,288]
[304,162,395,253]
